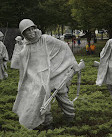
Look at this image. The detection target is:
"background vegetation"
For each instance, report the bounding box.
[1,0,112,36]
[0,40,112,137]
[1,0,112,59]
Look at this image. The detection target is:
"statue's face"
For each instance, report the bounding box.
[0,36,4,41]
[17,40,22,45]
[23,26,36,41]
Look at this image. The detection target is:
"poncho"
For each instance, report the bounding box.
[0,41,9,79]
[12,31,79,129]
[96,39,112,86]
[11,42,24,69]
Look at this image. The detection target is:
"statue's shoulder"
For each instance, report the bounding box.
[42,34,54,41]
[0,41,5,47]
[108,39,112,44]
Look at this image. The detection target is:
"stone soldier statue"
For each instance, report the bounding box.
[96,39,112,99]
[0,31,9,80]
[12,19,81,130]
[11,36,24,69]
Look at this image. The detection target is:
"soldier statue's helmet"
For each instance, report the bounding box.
[19,19,37,34]
[15,36,22,41]
[0,31,4,38]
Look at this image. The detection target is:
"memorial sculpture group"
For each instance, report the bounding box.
[0,18,112,130]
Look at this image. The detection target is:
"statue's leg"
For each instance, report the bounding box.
[56,85,75,122]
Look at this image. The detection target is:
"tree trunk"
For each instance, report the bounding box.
[108,28,112,39]
[51,31,52,36]
[101,32,103,40]
[93,31,97,43]
[71,30,74,52]
[61,25,64,35]
[58,26,60,39]
[86,30,91,47]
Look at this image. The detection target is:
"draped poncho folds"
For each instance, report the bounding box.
[12,31,79,129]
[11,42,24,69]
[96,39,112,86]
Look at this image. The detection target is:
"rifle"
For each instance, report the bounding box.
[72,70,81,102]
[40,59,85,116]
[72,59,85,102]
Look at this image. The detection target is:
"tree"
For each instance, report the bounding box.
[38,0,74,33]
[0,0,74,34]
[70,0,112,38]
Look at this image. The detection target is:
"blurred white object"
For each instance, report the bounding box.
[94,61,100,67]
[15,36,22,41]
[78,59,85,70]
[60,35,64,41]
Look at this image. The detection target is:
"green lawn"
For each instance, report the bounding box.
[0,40,112,137]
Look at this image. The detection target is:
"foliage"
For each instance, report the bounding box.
[1,0,112,38]
[69,0,112,37]
[0,0,73,33]
[0,40,112,136]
